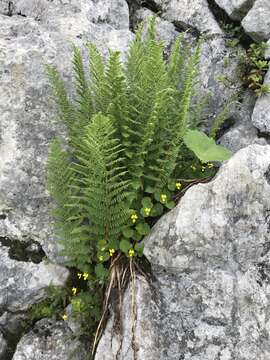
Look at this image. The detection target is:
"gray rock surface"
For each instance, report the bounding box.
[214,0,255,20]
[0,2,133,261]
[252,69,270,134]
[0,332,7,359]
[0,246,69,311]
[96,144,270,360]
[13,319,87,360]
[153,0,222,35]
[220,91,268,152]
[242,0,270,41]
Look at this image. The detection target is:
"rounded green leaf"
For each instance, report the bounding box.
[134,243,144,257]
[136,222,151,236]
[120,239,132,254]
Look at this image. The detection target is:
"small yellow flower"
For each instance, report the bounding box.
[144,207,151,216]
[190,165,196,171]
[207,162,214,169]
[160,194,167,203]
[99,255,104,262]
[72,287,77,296]
[62,314,68,321]
[201,166,206,172]
[109,248,115,257]
[175,182,182,190]
[131,213,138,223]
[77,272,82,279]
[83,272,89,280]
[128,249,135,257]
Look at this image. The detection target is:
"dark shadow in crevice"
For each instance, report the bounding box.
[0,237,46,263]
[206,0,253,49]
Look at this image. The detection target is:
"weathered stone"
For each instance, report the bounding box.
[154,0,222,35]
[252,69,270,134]
[96,144,270,360]
[197,36,242,128]
[0,5,133,261]
[0,332,7,359]
[214,0,255,20]
[220,91,269,152]
[242,0,270,41]
[0,246,69,312]
[134,8,178,50]
[13,319,87,360]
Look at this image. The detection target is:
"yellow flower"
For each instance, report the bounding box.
[77,272,82,279]
[72,287,77,296]
[144,207,151,216]
[109,248,115,257]
[175,182,182,190]
[62,314,68,321]
[83,272,89,280]
[207,163,214,169]
[128,249,135,257]
[190,165,196,171]
[160,194,167,203]
[201,166,206,172]
[131,213,138,223]
[99,255,104,262]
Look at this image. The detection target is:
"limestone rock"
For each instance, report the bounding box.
[242,0,270,41]
[154,0,222,35]
[214,0,255,20]
[0,246,69,312]
[0,332,7,359]
[220,91,268,152]
[0,4,133,261]
[13,319,87,360]
[252,69,270,134]
[96,144,270,360]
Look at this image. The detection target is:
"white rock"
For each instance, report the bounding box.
[242,0,270,41]
[96,145,270,360]
[0,246,69,311]
[214,0,255,20]
[13,319,87,360]
[154,0,222,35]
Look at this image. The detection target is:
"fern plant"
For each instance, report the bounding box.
[46,17,231,342]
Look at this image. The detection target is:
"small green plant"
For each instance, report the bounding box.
[46,18,231,352]
[239,42,270,96]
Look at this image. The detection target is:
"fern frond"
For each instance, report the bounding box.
[72,113,131,242]
[72,45,93,129]
[87,43,107,113]
[45,65,77,137]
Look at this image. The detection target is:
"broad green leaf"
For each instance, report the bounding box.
[183,130,232,162]
[122,227,134,238]
[108,239,119,250]
[134,243,144,257]
[120,239,132,254]
[136,222,151,236]
[151,203,163,217]
[142,197,153,208]
[165,200,175,209]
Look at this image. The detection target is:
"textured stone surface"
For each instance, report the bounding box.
[13,319,87,360]
[242,0,270,41]
[0,246,69,311]
[252,69,270,134]
[96,145,270,360]
[0,332,7,359]
[220,91,268,152]
[154,0,222,35]
[215,0,255,20]
[0,2,133,261]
